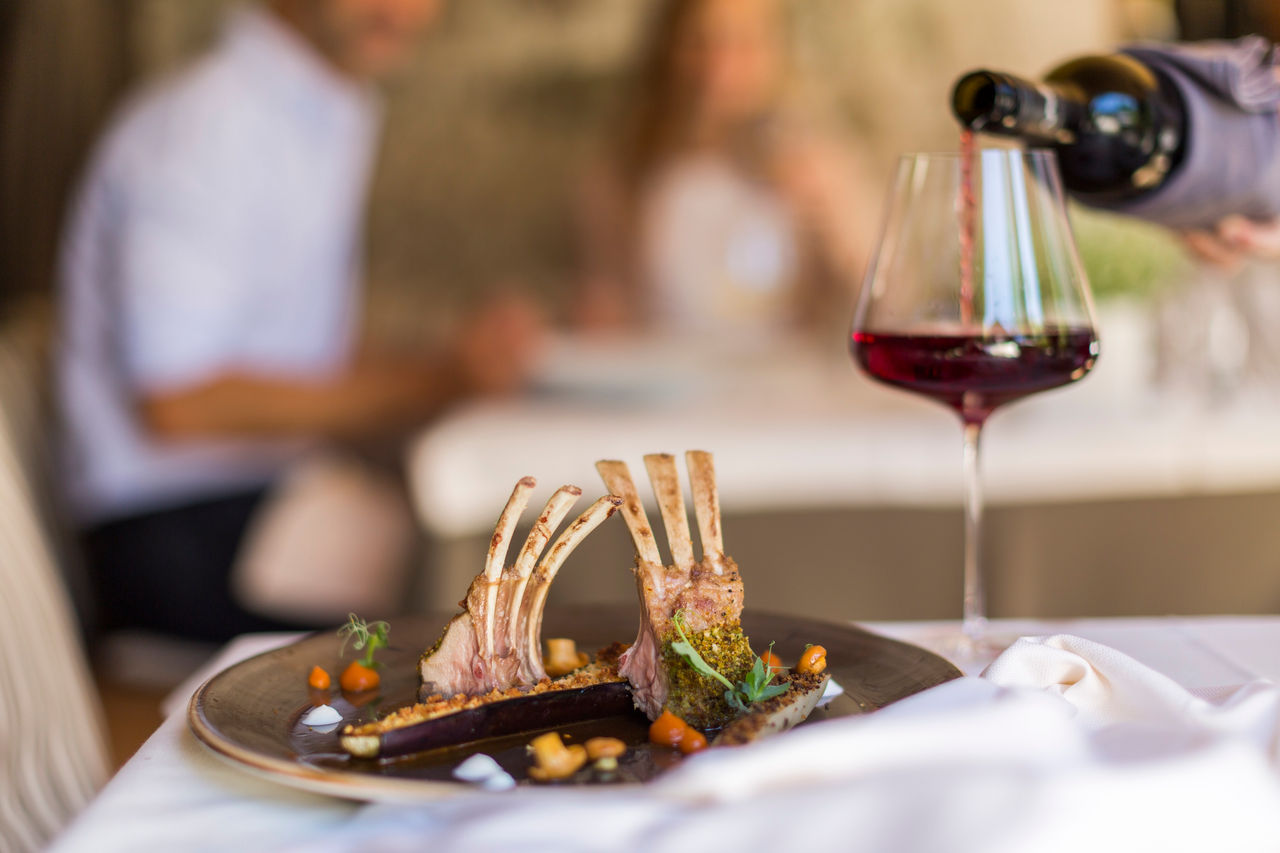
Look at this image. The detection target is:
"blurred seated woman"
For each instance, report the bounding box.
[576,0,872,341]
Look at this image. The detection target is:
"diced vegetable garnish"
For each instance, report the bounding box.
[308,665,331,690]
[649,709,689,748]
[679,728,708,754]
[584,737,626,760]
[649,707,710,753]
[796,644,828,675]
[527,732,588,781]
[340,660,380,693]
[544,638,590,678]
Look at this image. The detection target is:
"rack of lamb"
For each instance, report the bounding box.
[341,453,829,761]
[341,479,625,758]
[596,451,761,730]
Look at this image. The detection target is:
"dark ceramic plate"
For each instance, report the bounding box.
[188,605,960,801]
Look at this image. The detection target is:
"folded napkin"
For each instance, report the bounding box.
[273,636,1280,853]
[985,634,1280,758]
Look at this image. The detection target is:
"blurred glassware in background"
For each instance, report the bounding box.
[1237,263,1280,384]
[1063,207,1280,414]
[1154,260,1280,404]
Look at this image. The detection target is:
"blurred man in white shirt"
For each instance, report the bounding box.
[57,0,540,641]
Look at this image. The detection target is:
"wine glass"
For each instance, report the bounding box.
[850,147,1099,663]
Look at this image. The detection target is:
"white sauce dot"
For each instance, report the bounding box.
[452,753,505,783]
[480,772,516,791]
[301,704,343,727]
[453,753,517,791]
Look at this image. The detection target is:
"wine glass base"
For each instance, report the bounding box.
[904,627,1023,676]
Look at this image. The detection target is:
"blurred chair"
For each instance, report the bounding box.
[0,320,109,852]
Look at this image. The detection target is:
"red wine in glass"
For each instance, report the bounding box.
[850,147,1099,662]
[850,327,1099,426]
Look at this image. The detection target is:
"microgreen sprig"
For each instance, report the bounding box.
[669,611,789,714]
[728,642,789,713]
[338,613,390,669]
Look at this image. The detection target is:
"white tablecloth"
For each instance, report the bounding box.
[51,616,1280,852]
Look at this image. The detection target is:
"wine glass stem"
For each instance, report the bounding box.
[961,421,987,643]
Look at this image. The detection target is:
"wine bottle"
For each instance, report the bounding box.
[951,38,1280,229]
[952,56,1184,202]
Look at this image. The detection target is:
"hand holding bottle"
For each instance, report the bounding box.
[1182,214,1280,270]
[952,37,1280,231]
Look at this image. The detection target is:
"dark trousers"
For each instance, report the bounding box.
[83,488,318,643]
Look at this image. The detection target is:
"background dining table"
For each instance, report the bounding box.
[51,614,1280,852]
[414,317,1280,541]
[405,318,1280,622]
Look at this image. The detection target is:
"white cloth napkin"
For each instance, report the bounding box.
[984,634,1280,759]
[271,634,1280,853]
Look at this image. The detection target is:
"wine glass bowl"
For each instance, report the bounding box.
[850,327,1099,427]
[853,148,1098,366]
[850,147,1099,661]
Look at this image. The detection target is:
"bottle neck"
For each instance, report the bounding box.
[951,71,1080,143]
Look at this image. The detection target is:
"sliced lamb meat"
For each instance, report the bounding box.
[419,478,621,696]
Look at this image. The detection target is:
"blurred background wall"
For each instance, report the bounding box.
[0,0,131,324]
[4,0,1280,626]
[9,0,1272,337]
